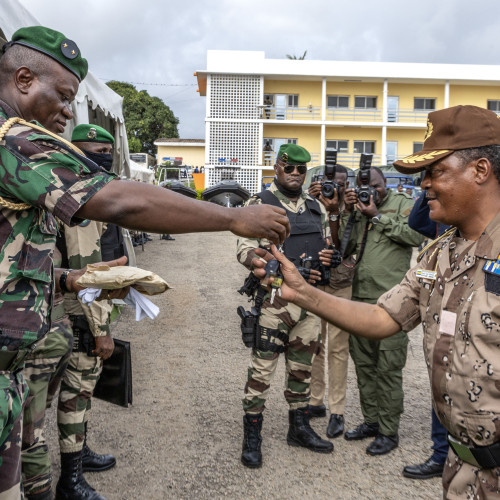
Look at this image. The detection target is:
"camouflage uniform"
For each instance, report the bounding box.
[0,101,114,497]
[21,249,73,497]
[237,181,330,413]
[56,221,112,454]
[379,211,500,498]
[343,190,423,436]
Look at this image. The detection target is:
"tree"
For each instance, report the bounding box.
[286,50,307,60]
[106,81,179,155]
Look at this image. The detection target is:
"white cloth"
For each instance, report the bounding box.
[78,287,160,321]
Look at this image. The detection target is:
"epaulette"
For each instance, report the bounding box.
[417,227,456,262]
[0,117,85,211]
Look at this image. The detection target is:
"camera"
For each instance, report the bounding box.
[354,153,378,205]
[311,148,340,199]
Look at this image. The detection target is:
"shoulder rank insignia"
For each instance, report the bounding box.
[483,254,500,276]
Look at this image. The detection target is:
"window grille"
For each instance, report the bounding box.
[210,75,261,119]
[206,167,260,194]
[209,122,260,166]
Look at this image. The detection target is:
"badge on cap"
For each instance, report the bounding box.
[60,39,79,60]
[424,119,433,141]
[281,152,288,161]
[87,127,97,140]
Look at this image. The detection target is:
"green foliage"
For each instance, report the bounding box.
[286,50,307,60]
[106,81,179,155]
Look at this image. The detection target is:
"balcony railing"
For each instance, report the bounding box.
[260,105,321,121]
[258,106,432,123]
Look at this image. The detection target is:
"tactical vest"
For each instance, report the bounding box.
[256,189,325,270]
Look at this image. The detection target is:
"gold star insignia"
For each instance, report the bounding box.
[71,50,75,55]
[63,43,68,48]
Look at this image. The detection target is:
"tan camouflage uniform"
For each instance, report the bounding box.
[237,182,330,414]
[57,221,112,454]
[378,211,500,498]
[0,101,114,498]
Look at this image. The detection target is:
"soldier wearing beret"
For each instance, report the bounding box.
[237,144,341,468]
[252,105,500,499]
[0,25,289,499]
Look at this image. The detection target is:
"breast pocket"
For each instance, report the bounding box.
[17,211,57,283]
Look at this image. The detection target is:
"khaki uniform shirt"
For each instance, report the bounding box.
[378,211,500,447]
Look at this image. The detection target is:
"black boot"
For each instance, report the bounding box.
[287,408,334,453]
[241,413,263,468]
[82,423,116,473]
[55,451,107,500]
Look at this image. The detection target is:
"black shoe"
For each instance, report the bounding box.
[55,451,107,500]
[344,422,379,441]
[241,414,263,468]
[307,404,327,419]
[82,444,116,473]
[366,434,399,456]
[161,235,175,240]
[326,414,344,438]
[403,457,444,479]
[287,408,333,454]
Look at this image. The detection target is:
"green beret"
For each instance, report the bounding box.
[71,124,114,144]
[7,26,88,81]
[277,144,311,164]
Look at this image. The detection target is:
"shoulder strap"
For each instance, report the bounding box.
[417,226,456,262]
[256,189,283,209]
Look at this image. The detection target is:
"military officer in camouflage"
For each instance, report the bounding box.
[341,168,423,456]
[252,105,500,499]
[237,144,338,468]
[0,25,289,499]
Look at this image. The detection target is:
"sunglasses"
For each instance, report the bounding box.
[282,164,307,174]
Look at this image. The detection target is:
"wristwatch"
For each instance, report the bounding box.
[329,213,340,222]
[371,214,381,225]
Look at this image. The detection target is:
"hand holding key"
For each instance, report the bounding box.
[264,259,284,304]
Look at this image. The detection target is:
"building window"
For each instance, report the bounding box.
[413,142,424,153]
[354,96,377,109]
[353,141,375,154]
[327,95,349,108]
[288,95,298,107]
[487,100,500,112]
[414,98,436,110]
[326,140,348,152]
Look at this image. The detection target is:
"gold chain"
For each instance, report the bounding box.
[0,117,85,211]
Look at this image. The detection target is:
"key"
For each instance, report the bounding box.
[265,259,283,305]
[270,288,277,304]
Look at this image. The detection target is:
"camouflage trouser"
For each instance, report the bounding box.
[57,352,102,453]
[243,297,321,414]
[21,319,73,496]
[349,325,408,436]
[443,449,500,499]
[0,369,28,500]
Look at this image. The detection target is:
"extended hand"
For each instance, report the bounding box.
[230,205,290,244]
[92,334,114,360]
[65,256,130,297]
[252,245,310,302]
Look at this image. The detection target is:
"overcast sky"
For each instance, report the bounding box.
[19,0,500,138]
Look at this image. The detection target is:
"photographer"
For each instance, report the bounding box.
[306,163,356,441]
[236,144,340,468]
[341,166,423,456]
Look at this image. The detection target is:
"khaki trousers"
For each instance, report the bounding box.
[310,285,352,414]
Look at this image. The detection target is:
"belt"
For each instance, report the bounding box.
[0,348,32,372]
[448,434,500,469]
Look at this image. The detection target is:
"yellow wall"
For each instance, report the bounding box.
[263,124,322,156]
[449,85,500,108]
[325,82,384,105]
[386,83,445,110]
[264,80,323,107]
[157,145,205,167]
[387,128,426,158]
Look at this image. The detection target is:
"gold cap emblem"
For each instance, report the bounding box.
[87,127,97,140]
[424,119,433,141]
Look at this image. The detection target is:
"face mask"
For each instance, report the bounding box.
[83,150,114,171]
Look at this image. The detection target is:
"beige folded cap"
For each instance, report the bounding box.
[76,265,170,296]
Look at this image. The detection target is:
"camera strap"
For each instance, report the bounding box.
[339,212,369,267]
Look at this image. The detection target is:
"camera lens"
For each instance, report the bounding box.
[321,184,335,199]
[358,190,370,204]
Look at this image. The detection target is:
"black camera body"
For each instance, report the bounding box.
[354,153,378,205]
[311,148,340,200]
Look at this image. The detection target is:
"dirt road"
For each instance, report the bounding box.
[46,232,441,499]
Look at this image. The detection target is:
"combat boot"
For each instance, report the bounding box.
[82,422,116,473]
[241,413,263,468]
[287,407,333,453]
[55,451,107,500]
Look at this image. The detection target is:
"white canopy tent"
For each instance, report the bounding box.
[0,0,133,178]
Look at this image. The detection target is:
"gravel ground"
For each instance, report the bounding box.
[45,232,442,499]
